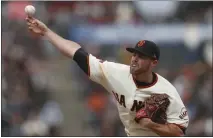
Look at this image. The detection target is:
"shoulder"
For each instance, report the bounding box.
[103,61,130,76]
[105,61,130,71]
[88,54,131,80]
[156,73,177,92]
[154,73,181,99]
[156,73,185,104]
[89,54,130,71]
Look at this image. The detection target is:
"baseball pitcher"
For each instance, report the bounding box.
[26,17,189,136]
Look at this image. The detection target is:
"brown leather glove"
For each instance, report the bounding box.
[135,94,170,124]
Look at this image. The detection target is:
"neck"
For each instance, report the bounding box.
[133,71,153,83]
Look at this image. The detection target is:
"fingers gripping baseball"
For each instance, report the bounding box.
[25,16,47,36]
[24,5,47,36]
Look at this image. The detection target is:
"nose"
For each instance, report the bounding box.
[132,55,139,62]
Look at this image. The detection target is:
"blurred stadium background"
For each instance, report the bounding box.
[1,1,212,137]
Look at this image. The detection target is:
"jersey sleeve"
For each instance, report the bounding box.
[166,97,189,134]
[73,48,123,88]
[87,54,116,86]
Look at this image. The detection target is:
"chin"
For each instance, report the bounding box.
[131,68,147,76]
[130,68,135,74]
[130,69,140,75]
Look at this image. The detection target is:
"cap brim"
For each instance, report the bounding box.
[126,47,136,53]
[126,47,156,60]
[126,47,148,56]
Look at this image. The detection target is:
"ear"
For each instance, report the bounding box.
[152,60,158,66]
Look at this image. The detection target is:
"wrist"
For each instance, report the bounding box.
[146,120,157,129]
[138,118,155,128]
[43,28,50,36]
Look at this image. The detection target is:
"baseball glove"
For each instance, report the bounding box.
[135,94,170,124]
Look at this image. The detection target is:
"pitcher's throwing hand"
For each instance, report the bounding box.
[26,17,47,36]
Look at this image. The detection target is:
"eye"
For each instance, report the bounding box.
[139,55,149,59]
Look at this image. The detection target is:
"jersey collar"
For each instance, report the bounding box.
[132,72,158,89]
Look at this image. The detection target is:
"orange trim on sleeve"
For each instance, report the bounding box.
[99,62,107,81]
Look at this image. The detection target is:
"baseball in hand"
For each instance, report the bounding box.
[25,5,36,17]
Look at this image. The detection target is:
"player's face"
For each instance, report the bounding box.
[130,52,157,75]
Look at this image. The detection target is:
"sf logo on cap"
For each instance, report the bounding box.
[137,40,145,47]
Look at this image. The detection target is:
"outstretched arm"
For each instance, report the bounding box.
[25,16,121,88]
[26,17,80,58]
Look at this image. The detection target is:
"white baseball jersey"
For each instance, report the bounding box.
[73,49,189,136]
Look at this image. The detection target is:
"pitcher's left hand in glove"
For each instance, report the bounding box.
[135,94,170,124]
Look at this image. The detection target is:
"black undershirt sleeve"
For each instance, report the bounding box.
[73,48,89,75]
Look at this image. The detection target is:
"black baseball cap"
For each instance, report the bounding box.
[126,40,160,60]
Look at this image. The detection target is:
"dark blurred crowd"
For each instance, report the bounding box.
[2,1,63,136]
[1,1,212,137]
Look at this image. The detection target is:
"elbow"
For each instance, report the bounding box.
[172,128,185,137]
[175,131,184,137]
[169,123,186,137]
[160,130,183,137]
[163,125,185,137]
[161,131,183,137]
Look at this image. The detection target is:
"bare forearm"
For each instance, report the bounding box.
[144,121,184,136]
[44,28,81,58]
